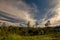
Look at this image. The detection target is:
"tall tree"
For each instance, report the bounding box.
[27,21,30,27]
[35,22,39,27]
[1,22,7,40]
[45,20,51,27]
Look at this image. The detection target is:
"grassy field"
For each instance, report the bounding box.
[0,27,60,40]
[0,34,58,40]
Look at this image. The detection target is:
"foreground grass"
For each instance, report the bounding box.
[0,34,58,40]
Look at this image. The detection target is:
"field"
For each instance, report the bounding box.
[0,33,60,40]
[0,26,60,40]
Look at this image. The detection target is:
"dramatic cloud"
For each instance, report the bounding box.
[0,0,38,26]
[50,1,60,26]
[40,0,60,27]
[0,0,60,27]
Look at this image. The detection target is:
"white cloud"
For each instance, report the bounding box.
[0,0,38,26]
[40,0,60,26]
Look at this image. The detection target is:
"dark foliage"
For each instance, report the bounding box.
[0,25,60,36]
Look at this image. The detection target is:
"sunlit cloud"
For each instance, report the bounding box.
[0,0,60,27]
[40,0,60,26]
[0,0,38,26]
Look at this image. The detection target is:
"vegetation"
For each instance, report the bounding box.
[0,21,60,40]
[0,26,60,40]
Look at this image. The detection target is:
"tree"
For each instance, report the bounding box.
[2,22,6,27]
[0,22,1,27]
[27,21,30,27]
[45,20,51,27]
[35,22,39,27]
[1,22,7,40]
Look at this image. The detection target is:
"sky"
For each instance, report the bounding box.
[0,0,60,27]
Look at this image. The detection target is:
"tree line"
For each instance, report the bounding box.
[0,20,60,40]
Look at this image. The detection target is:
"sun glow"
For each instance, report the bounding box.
[57,8,60,14]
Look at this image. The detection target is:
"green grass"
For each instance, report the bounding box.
[0,34,57,40]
